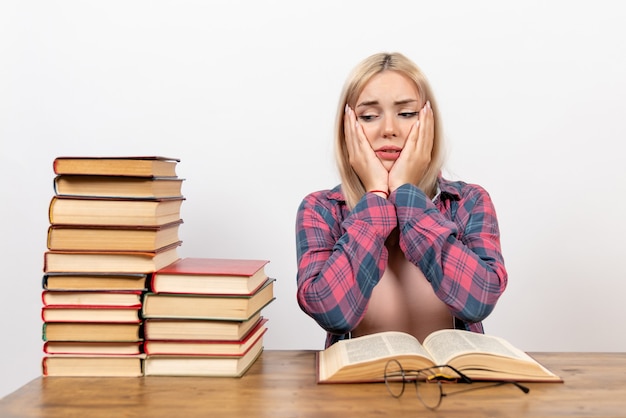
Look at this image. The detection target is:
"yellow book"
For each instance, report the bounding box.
[53,156,179,177]
[142,279,275,320]
[53,175,184,199]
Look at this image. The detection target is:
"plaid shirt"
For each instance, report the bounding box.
[295,177,507,347]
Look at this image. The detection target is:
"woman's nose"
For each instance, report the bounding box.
[382,117,397,138]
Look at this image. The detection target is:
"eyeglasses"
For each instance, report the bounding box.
[384,359,530,410]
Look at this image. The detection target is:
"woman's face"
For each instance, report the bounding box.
[354,70,421,171]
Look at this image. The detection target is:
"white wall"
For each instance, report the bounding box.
[1,0,625,399]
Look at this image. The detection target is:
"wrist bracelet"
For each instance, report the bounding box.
[369,189,389,198]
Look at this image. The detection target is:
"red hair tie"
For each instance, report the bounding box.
[369,190,389,198]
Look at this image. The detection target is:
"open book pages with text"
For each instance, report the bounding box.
[317,330,562,383]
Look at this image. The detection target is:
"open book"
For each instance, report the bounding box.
[317,329,562,383]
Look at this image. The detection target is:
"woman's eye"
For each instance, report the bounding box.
[399,111,419,118]
[358,114,377,122]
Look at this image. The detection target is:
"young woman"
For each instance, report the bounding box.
[295,52,508,348]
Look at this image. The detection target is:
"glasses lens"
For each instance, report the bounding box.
[416,370,443,410]
[384,359,406,398]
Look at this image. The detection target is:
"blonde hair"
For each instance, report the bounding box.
[334,52,445,209]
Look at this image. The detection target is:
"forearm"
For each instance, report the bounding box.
[295,193,396,334]
[392,184,507,323]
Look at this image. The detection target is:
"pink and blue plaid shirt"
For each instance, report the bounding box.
[295,177,508,347]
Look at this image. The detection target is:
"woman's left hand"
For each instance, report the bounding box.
[388,101,434,192]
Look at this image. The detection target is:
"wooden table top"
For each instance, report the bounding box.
[1,350,625,417]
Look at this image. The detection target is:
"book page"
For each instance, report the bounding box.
[343,332,431,364]
[423,330,533,365]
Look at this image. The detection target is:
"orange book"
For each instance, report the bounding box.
[42,322,142,342]
[42,355,144,377]
[48,196,184,226]
[47,220,183,252]
[43,242,181,273]
[151,257,269,295]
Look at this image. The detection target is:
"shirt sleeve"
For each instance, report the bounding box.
[295,192,397,336]
[391,183,507,324]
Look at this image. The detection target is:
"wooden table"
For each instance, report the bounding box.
[0,351,624,417]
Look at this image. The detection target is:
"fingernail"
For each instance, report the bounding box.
[427,100,431,109]
[345,104,349,113]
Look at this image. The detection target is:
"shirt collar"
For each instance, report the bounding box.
[328,184,345,202]
[437,176,462,201]
[328,176,462,202]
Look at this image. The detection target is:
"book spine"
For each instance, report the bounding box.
[45,226,53,250]
[148,274,157,292]
[41,357,48,376]
[42,304,143,309]
[48,197,55,224]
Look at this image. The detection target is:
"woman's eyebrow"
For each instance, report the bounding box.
[394,99,419,106]
[356,98,419,108]
[356,100,379,108]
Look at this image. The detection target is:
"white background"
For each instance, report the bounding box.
[1,0,625,399]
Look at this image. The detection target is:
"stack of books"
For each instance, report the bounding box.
[41,156,184,377]
[142,257,275,377]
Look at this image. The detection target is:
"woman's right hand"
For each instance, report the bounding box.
[344,105,389,194]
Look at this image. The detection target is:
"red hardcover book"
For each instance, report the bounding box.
[150,257,269,295]
[42,355,145,377]
[144,319,268,356]
[143,313,263,341]
[143,336,264,377]
[42,290,143,307]
[43,341,142,356]
[42,306,142,323]
[42,322,142,342]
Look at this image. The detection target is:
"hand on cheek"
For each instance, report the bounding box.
[344,106,389,194]
[388,101,434,192]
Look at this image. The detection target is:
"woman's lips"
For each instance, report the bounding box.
[375,148,402,161]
